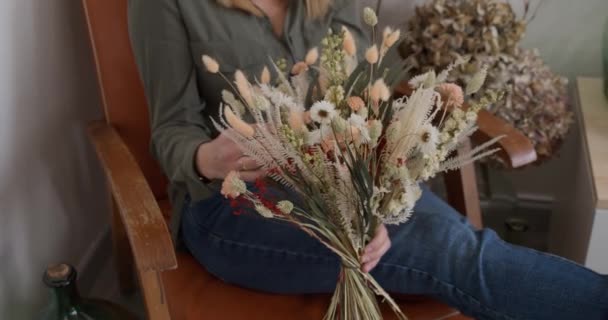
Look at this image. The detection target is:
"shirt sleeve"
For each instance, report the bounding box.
[128,0,212,190]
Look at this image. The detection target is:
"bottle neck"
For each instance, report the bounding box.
[51,283,82,317]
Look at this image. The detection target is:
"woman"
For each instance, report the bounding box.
[128,0,608,319]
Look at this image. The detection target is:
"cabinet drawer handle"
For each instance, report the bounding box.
[505,218,530,232]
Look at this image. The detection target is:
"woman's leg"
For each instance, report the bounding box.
[181,188,608,320]
[181,192,340,294]
[372,189,608,320]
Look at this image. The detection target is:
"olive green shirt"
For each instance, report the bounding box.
[128,0,367,246]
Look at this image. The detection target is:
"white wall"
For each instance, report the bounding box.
[0,0,107,318]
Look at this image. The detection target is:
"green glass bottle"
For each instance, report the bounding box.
[38,264,138,320]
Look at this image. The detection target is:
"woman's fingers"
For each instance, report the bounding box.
[363,225,388,257]
[361,225,391,273]
[362,237,390,266]
[362,259,379,273]
[234,156,261,172]
[362,238,390,272]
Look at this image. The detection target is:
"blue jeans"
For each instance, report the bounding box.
[181,187,608,320]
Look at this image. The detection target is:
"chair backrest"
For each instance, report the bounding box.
[83,0,168,199]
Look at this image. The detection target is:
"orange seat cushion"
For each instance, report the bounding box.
[158,200,470,320]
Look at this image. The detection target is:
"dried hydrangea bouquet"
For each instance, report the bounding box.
[202,7,500,320]
[401,0,573,164]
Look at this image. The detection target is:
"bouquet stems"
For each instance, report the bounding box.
[324,259,408,320]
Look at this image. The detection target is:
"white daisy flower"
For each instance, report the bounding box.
[310,101,337,124]
[418,124,440,155]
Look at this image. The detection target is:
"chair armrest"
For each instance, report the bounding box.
[473,110,537,168]
[88,121,177,272]
[394,82,537,168]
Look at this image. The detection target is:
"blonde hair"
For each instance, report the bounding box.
[217,0,332,19]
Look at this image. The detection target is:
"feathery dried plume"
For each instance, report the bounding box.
[260,66,271,84]
[291,61,309,75]
[409,71,436,88]
[202,55,219,73]
[382,27,401,51]
[305,48,319,65]
[370,79,390,104]
[222,90,245,115]
[365,45,379,64]
[363,7,378,27]
[385,29,401,48]
[383,26,393,43]
[342,26,357,56]
[224,105,255,138]
[234,70,254,106]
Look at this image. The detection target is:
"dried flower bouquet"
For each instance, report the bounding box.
[201,7,501,320]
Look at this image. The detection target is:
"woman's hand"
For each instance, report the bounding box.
[195,132,264,181]
[361,225,391,273]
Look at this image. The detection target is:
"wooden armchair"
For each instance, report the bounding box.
[82,0,537,319]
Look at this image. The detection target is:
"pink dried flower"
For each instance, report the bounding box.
[436,83,464,108]
[347,96,365,112]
